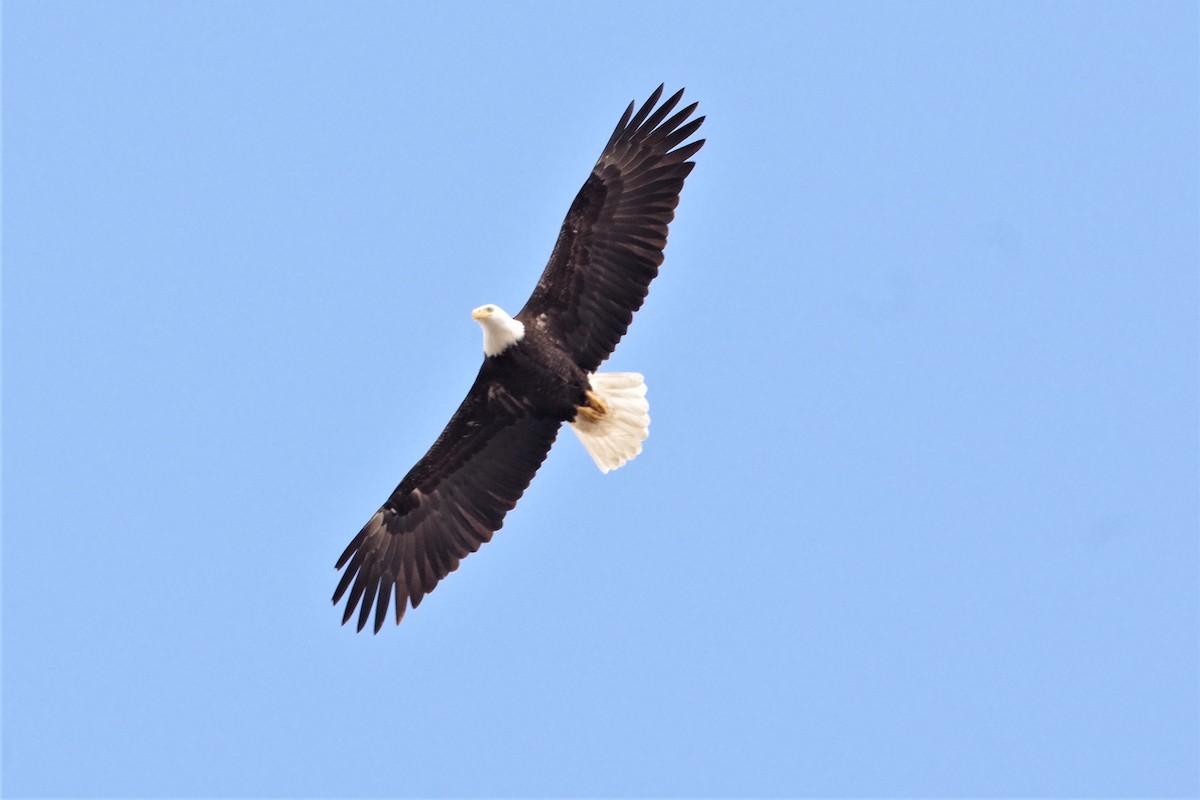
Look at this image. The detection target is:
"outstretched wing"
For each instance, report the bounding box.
[517,85,705,373]
[333,374,562,633]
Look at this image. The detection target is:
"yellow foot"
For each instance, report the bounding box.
[577,390,608,424]
[586,390,608,416]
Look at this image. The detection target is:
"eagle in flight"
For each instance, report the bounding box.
[334,86,705,632]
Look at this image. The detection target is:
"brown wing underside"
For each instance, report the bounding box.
[333,375,561,632]
[518,85,705,373]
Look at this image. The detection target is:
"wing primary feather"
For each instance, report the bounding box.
[603,100,636,151]
[432,515,462,572]
[373,578,392,634]
[660,117,705,153]
[419,546,439,599]
[356,561,381,632]
[422,524,448,585]
[334,525,369,570]
[624,84,665,135]
[395,530,411,616]
[667,139,705,164]
[333,542,372,605]
[405,536,424,610]
[332,561,357,605]
[393,581,406,626]
[412,527,431,596]
[341,574,366,625]
[636,88,686,136]
[369,534,403,630]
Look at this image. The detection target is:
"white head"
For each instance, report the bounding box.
[471,304,525,356]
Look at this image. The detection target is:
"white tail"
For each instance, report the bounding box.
[569,372,650,473]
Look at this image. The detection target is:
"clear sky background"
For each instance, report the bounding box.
[4,2,1197,797]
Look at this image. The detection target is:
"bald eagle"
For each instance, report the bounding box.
[333,86,705,632]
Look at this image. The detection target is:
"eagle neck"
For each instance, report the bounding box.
[482,315,526,357]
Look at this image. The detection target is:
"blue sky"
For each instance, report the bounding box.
[4,1,1197,797]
